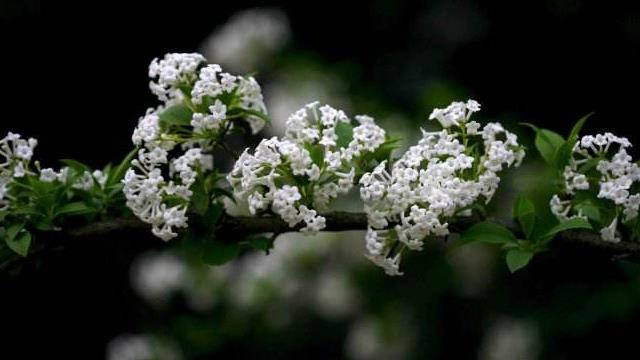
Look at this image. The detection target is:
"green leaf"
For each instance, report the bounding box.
[6,231,31,257]
[0,211,7,223]
[506,249,534,273]
[60,159,90,173]
[210,187,236,202]
[542,217,592,240]
[305,143,325,167]
[457,222,517,247]
[55,202,93,217]
[568,112,593,142]
[191,178,210,216]
[247,236,274,254]
[536,129,565,166]
[158,104,193,127]
[201,240,241,265]
[239,108,270,123]
[335,122,354,148]
[514,195,536,239]
[553,113,594,169]
[4,224,31,257]
[523,123,565,166]
[204,202,224,227]
[573,202,601,223]
[108,148,138,186]
[371,137,401,163]
[6,223,24,241]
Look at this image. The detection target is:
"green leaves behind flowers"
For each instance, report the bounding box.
[458,221,535,273]
[457,193,594,273]
[186,200,275,267]
[458,221,517,246]
[523,112,593,170]
[158,104,193,128]
[335,121,354,149]
[514,195,536,239]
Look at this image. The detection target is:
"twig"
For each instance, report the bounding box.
[3,212,640,272]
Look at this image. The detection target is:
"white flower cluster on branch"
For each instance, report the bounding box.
[360,100,525,275]
[0,133,38,210]
[124,53,268,240]
[228,102,387,232]
[551,133,640,243]
[1,132,109,212]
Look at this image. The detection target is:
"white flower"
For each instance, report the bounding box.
[361,100,524,275]
[228,102,386,233]
[600,218,620,243]
[552,131,640,242]
[0,132,38,188]
[123,146,203,241]
[73,171,95,191]
[149,53,206,102]
[132,110,161,148]
[126,53,270,241]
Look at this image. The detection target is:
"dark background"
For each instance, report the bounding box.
[1,0,640,358]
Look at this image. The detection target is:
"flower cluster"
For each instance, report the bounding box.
[360,100,525,275]
[123,147,212,241]
[228,102,387,232]
[0,132,38,210]
[125,53,267,240]
[550,133,640,242]
[149,52,267,135]
[1,132,109,216]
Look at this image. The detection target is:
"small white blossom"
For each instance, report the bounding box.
[39,168,58,182]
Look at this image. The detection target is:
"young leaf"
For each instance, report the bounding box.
[201,239,241,265]
[247,236,274,254]
[191,178,210,216]
[239,108,270,123]
[158,104,193,127]
[542,217,592,240]
[210,188,236,202]
[514,195,536,239]
[60,159,91,173]
[536,129,565,166]
[506,249,534,273]
[457,222,517,247]
[567,112,593,142]
[522,123,564,166]
[204,202,225,227]
[55,202,93,217]
[335,122,354,148]
[306,144,325,167]
[108,148,138,186]
[554,113,594,169]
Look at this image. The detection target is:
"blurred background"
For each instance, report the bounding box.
[2,0,640,358]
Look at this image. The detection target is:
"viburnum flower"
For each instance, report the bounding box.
[550,132,640,243]
[124,53,268,240]
[228,102,388,232]
[360,100,525,275]
[0,132,40,210]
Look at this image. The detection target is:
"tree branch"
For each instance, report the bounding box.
[3,212,640,272]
